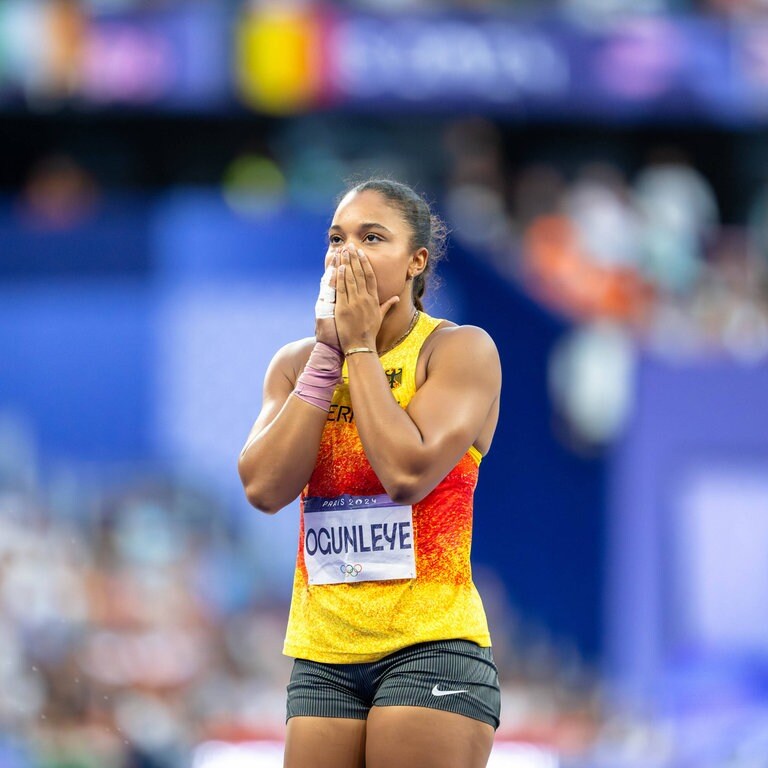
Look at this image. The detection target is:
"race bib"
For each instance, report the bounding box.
[303,494,416,585]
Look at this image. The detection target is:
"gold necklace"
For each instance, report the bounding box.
[379,309,420,356]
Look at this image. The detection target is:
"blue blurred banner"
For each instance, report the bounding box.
[322,14,738,121]
[0,3,766,123]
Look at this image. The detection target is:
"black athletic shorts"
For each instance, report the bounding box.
[286,639,501,729]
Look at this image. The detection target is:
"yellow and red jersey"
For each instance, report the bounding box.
[283,312,492,663]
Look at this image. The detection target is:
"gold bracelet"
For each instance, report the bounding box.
[345,346,375,357]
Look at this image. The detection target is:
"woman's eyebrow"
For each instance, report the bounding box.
[328,222,394,234]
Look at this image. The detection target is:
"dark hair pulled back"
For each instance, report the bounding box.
[341,179,447,311]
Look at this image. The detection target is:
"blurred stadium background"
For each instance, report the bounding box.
[2,0,768,766]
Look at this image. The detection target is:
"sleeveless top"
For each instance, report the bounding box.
[283,311,492,663]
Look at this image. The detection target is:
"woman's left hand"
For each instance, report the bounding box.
[335,247,399,353]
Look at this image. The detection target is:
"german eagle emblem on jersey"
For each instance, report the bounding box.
[385,367,403,389]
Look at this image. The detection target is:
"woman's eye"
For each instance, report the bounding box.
[329,235,343,245]
[364,233,382,243]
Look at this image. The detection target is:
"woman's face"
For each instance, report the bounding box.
[326,189,427,305]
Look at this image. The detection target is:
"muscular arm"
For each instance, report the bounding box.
[237,339,329,514]
[347,325,501,504]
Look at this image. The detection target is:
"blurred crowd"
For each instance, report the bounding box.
[441,117,768,444]
[0,447,293,768]
[444,118,768,361]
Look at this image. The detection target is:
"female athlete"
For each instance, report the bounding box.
[238,179,502,768]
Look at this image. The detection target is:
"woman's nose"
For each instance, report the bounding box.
[345,241,367,258]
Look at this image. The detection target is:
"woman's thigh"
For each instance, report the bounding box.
[284,716,367,768]
[365,706,495,768]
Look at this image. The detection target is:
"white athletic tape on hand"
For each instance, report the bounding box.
[315,263,336,319]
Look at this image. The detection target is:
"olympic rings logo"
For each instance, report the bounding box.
[340,563,363,576]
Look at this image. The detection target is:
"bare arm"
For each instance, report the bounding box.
[237,338,329,514]
[346,325,500,503]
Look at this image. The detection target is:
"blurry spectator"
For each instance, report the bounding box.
[509,163,566,240]
[566,163,642,272]
[443,118,513,262]
[520,165,655,324]
[690,229,768,359]
[747,178,768,275]
[633,148,719,296]
[549,321,636,448]
[18,153,100,230]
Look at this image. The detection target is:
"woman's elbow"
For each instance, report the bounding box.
[239,462,282,514]
[385,476,429,506]
[242,484,282,514]
[237,460,280,515]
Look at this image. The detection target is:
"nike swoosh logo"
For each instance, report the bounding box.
[431,685,468,697]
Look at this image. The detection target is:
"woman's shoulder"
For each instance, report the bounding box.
[427,320,498,355]
[419,320,499,376]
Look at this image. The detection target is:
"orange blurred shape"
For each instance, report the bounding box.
[236,5,325,115]
[47,0,87,96]
[522,215,654,324]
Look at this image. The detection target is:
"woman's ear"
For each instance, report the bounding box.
[409,247,429,279]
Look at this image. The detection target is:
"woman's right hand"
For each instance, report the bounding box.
[314,256,340,349]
